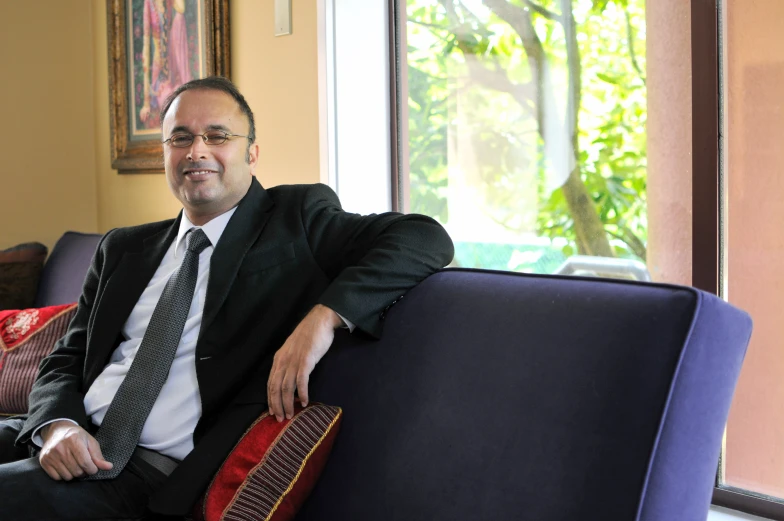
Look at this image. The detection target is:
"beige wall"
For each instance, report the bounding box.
[0,0,322,246]
[231,0,321,189]
[0,1,99,251]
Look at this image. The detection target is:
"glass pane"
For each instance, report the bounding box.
[402,0,689,284]
[722,0,784,500]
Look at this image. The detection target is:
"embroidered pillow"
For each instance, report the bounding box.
[0,242,48,310]
[0,303,77,415]
[196,403,342,521]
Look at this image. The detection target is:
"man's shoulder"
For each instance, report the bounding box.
[100,219,176,249]
[267,182,334,195]
[265,183,339,207]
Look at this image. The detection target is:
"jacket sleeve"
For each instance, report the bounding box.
[17,230,113,445]
[302,183,454,338]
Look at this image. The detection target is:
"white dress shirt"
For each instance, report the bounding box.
[34,208,235,460]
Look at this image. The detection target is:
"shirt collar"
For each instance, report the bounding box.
[174,206,238,258]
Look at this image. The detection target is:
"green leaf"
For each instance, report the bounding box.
[596,72,621,85]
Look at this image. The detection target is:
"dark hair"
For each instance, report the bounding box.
[160,76,256,144]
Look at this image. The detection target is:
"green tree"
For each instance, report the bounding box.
[406,0,647,263]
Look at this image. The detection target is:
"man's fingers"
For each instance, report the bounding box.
[63,447,87,478]
[40,446,75,481]
[42,465,62,481]
[56,463,74,481]
[267,362,276,416]
[267,366,285,422]
[297,366,311,408]
[281,369,297,420]
[39,457,62,481]
[49,459,74,481]
[87,436,113,472]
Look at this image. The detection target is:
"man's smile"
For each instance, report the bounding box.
[182,169,219,180]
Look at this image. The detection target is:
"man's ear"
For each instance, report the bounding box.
[247,142,260,174]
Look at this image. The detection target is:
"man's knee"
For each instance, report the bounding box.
[0,418,31,464]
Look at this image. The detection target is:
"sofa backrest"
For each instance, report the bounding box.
[299,269,752,521]
[35,231,102,308]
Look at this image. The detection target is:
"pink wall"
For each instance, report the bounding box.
[724,0,784,496]
[646,0,692,286]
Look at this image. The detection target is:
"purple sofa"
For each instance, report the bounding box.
[34,232,104,308]
[36,231,752,521]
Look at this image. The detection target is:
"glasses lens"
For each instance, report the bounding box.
[169,134,194,147]
[203,131,228,145]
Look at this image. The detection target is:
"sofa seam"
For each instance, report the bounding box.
[440,266,696,294]
[633,287,702,520]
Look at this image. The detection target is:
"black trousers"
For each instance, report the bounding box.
[0,418,170,521]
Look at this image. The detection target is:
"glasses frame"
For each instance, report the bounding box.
[162,130,252,148]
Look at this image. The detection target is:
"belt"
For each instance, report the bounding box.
[133,446,179,477]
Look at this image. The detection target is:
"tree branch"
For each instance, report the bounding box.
[454,1,495,38]
[482,0,546,69]
[625,9,646,85]
[560,0,581,149]
[409,19,450,32]
[436,0,538,116]
[461,58,538,113]
[607,225,647,260]
[521,0,562,22]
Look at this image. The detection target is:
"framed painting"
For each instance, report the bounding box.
[107,0,230,173]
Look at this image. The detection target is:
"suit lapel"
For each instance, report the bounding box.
[199,178,274,340]
[86,220,180,384]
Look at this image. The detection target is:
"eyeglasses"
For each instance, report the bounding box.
[162,130,251,148]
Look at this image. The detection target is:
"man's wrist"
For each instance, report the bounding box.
[312,304,344,329]
[40,420,75,442]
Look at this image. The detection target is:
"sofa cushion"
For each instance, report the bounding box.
[0,242,48,310]
[35,232,102,308]
[196,403,342,521]
[0,303,77,415]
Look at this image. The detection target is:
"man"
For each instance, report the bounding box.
[0,76,453,520]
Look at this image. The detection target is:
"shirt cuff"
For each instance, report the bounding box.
[335,312,355,332]
[31,418,78,447]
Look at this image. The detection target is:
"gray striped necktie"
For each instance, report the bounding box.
[87,228,211,480]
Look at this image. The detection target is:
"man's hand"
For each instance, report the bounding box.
[39,421,113,481]
[267,304,343,422]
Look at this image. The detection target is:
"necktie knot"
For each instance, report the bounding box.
[187,228,211,255]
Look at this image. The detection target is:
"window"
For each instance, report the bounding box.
[317,0,393,215]
[398,0,657,280]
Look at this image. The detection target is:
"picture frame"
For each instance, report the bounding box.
[106,0,230,173]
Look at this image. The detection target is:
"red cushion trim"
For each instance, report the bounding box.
[264,406,342,521]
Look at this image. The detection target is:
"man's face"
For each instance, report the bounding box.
[162,88,259,224]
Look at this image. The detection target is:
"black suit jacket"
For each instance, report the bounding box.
[19,178,453,515]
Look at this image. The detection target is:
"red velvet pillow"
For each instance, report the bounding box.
[0,303,77,415]
[195,403,343,521]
